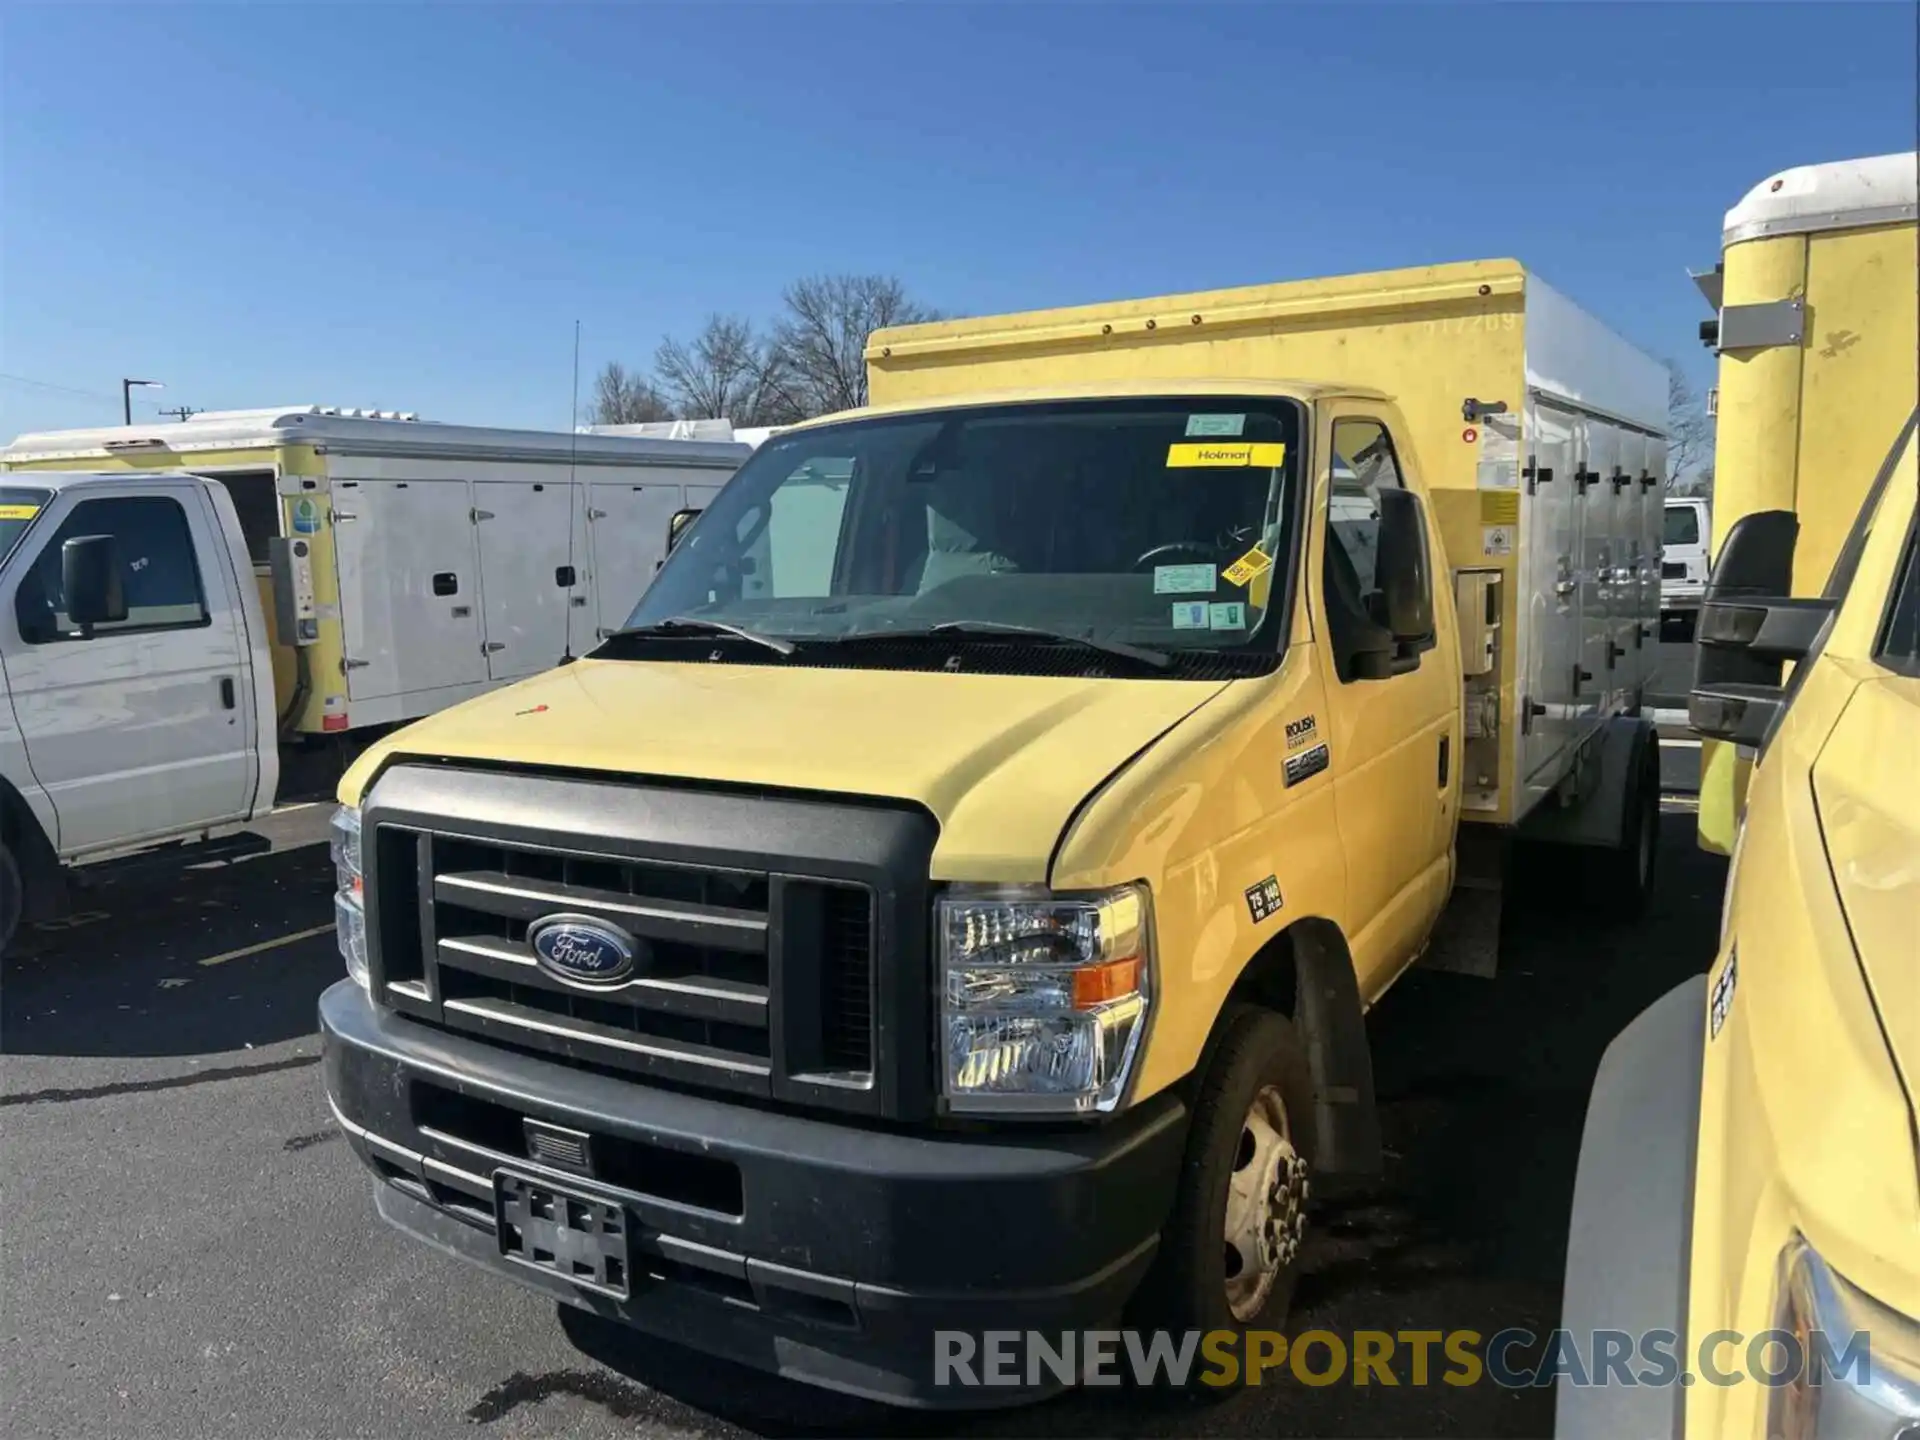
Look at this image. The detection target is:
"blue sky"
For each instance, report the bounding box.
[3,2,1913,438]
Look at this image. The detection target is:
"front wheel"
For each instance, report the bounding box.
[1132,1005,1318,1335]
[0,840,21,956]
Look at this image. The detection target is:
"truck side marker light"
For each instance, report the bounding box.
[1072,957,1143,1008]
[1244,876,1283,925]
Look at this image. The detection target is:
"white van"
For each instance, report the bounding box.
[1660,495,1711,634]
[0,471,278,951]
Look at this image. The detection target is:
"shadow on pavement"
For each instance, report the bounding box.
[2,837,338,1060]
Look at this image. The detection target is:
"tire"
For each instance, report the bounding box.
[1586,733,1660,920]
[0,840,21,957]
[1131,1005,1318,1338]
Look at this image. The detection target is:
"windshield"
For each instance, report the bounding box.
[0,487,50,567]
[1664,503,1702,547]
[621,396,1302,674]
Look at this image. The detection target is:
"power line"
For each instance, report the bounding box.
[159,405,203,423]
[0,372,121,402]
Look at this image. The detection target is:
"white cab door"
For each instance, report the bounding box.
[333,479,487,702]
[1521,401,1580,783]
[473,481,575,681]
[2,485,254,857]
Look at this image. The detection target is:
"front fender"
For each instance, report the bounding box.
[1555,975,1705,1440]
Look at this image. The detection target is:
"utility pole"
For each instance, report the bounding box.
[159,405,202,423]
[121,377,163,424]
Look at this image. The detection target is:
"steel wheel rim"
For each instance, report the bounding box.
[1222,1083,1308,1321]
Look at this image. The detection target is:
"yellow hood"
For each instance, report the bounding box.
[341,657,1230,883]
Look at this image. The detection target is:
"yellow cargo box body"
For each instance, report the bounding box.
[1694,151,1918,853]
[869,259,1670,828]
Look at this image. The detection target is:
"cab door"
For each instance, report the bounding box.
[1312,407,1461,995]
[1,484,255,856]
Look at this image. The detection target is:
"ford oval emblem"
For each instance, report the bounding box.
[529,915,639,987]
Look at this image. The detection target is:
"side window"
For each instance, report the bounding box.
[1324,418,1406,602]
[1875,523,1920,678]
[15,496,210,644]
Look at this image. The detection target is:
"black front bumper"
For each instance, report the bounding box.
[321,980,1188,1407]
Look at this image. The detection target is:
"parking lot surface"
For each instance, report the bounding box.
[5,727,1721,1440]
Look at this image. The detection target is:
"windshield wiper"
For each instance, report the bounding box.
[604,617,796,656]
[830,620,1170,669]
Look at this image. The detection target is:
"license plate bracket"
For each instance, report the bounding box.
[493,1170,630,1299]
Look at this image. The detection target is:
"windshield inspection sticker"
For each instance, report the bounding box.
[1245,875,1283,924]
[1185,413,1247,438]
[1154,563,1217,595]
[1209,601,1247,630]
[1170,601,1212,630]
[1284,743,1331,787]
[1166,442,1287,469]
[0,505,39,520]
[1221,545,1274,587]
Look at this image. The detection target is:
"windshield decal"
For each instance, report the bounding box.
[1171,601,1211,629]
[1166,441,1287,469]
[1222,545,1274,586]
[1153,563,1216,595]
[1209,602,1247,630]
[0,504,40,520]
[1186,413,1247,438]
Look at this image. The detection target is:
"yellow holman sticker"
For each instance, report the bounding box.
[1479,491,1520,525]
[0,505,41,520]
[1167,442,1287,469]
[1222,546,1275,587]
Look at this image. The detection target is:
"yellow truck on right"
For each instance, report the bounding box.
[1558,150,1919,1439]
[1691,151,1917,855]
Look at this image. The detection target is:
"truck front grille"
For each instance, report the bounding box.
[373,828,875,1100]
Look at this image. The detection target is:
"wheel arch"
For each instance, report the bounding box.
[1215,915,1381,1180]
[0,773,65,923]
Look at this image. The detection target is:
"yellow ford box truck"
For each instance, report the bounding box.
[1689,151,1917,854]
[1559,411,1919,1438]
[319,260,1668,1404]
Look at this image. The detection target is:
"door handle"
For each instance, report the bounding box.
[219,676,236,710]
[483,641,506,653]
[1438,734,1450,788]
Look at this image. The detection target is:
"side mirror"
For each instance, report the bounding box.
[61,534,126,633]
[1375,489,1434,642]
[1688,509,1827,748]
[665,507,701,553]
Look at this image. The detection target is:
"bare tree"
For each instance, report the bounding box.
[1667,363,1715,491]
[654,315,797,426]
[772,274,939,416]
[590,361,675,425]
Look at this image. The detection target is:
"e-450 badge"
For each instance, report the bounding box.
[1284,743,1330,787]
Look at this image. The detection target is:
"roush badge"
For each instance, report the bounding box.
[529,915,641,987]
[1284,743,1331,787]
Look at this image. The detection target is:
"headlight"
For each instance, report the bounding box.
[330,806,368,990]
[936,883,1152,1116]
[1767,1235,1920,1438]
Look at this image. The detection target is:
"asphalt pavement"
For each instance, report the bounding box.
[4,679,1721,1440]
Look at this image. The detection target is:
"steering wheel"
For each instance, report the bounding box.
[1133,541,1219,570]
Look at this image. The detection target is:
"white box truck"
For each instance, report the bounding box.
[2,408,748,737]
